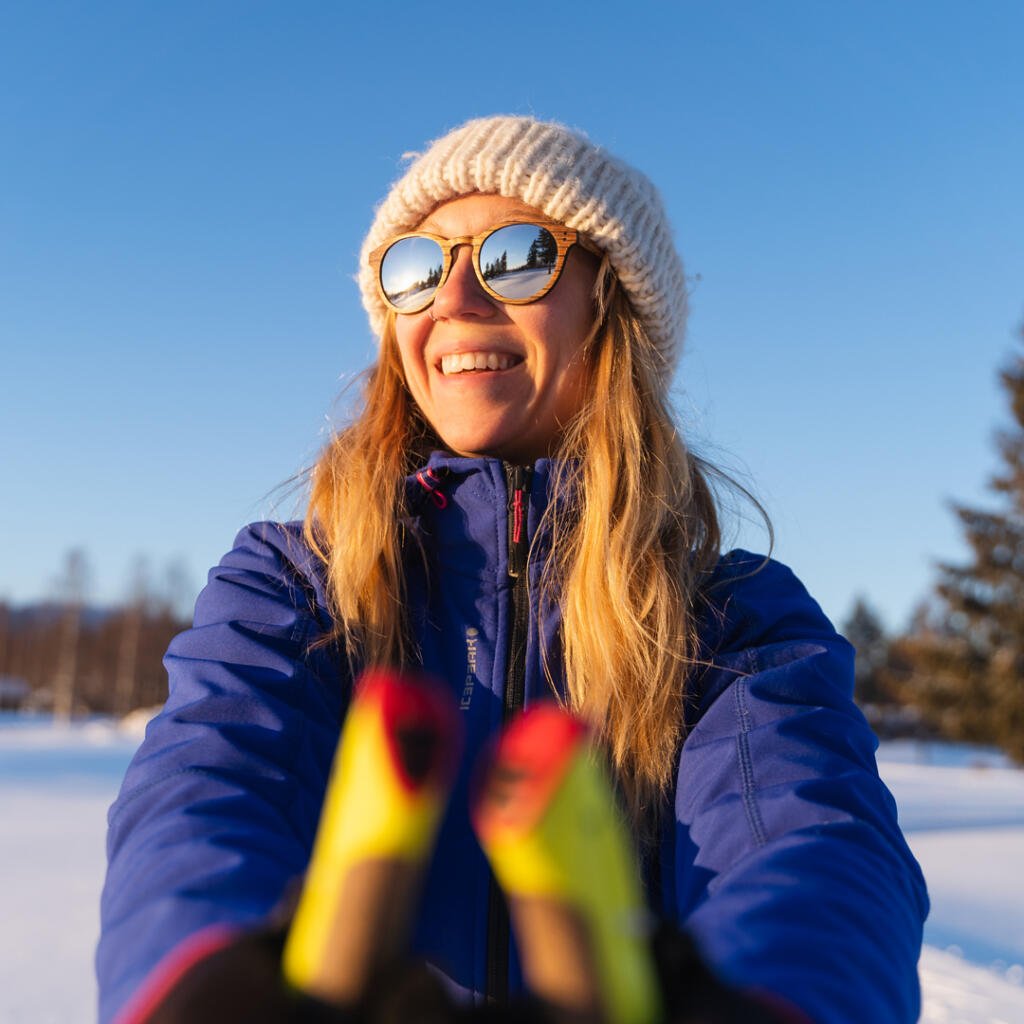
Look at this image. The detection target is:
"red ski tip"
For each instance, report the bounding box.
[355,668,463,794]
[472,703,588,835]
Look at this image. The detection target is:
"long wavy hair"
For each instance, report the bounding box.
[305,258,726,823]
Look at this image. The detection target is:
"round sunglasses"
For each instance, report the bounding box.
[369,221,599,315]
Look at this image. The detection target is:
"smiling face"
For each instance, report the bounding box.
[392,194,600,465]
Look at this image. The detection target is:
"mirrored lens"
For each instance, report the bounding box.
[380,236,445,312]
[479,224,560,300]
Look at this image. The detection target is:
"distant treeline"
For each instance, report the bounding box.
[0,599,189,717]
[0,552,192,718]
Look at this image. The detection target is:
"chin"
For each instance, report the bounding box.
[439,427,521,462]
[444,439,533,464]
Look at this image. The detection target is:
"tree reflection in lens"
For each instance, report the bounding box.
[480,224,558,300]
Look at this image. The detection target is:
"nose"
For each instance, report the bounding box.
[430,244,495,321]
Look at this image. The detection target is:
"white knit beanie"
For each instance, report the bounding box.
[358,116,687,388]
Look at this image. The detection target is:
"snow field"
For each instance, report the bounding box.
[919,947,1024,1024]
[0,718,1022,1023]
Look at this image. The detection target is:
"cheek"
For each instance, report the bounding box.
[545,255,599,349]
[394,320,430,388]
[523,306,595,421]
[537,292,596,373]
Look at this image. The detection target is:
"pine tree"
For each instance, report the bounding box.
[525,236,540,268]
[895,325,1024,760]
[537,229,558,267]
[842,597,891,707]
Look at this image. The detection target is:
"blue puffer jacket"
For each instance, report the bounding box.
[97,455,928,1024]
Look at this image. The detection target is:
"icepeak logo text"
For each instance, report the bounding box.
[460,627,479,709]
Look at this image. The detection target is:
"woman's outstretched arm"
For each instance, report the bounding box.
[97,522,348,1024]
[662,553,929,1024]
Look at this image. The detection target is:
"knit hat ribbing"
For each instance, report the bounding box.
[358,116,687,386]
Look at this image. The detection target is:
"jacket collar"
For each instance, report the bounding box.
[402,455,563,577]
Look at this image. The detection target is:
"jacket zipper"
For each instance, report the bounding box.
[486,462,532,1005]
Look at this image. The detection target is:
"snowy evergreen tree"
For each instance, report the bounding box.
[894,326,1024,760]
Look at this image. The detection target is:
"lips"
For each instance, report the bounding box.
[439,351,523,375]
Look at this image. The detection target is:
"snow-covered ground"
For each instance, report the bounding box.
[1,715,1022,1023]
[0,716,143,1024]
[881,742,1024,1023]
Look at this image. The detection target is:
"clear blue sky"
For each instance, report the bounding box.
[2,0,1022,632]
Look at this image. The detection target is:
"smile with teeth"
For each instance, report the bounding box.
[439,351,521,375]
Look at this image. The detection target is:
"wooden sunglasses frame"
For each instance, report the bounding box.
[368,221,601,314]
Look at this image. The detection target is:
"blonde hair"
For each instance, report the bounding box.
[305,262,723,823]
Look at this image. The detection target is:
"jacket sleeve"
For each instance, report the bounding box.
[661,552,928,1024]
[96,522,348,1024]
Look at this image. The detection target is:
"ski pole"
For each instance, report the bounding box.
[472,704,662,1024]
[282,669,462,1006]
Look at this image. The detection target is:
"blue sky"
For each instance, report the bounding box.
[2,1,1022,631]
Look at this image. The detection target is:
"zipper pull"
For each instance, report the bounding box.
[506,464,532,579]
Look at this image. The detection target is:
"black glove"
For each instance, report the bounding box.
[652,925,807,1024]
[145,919,802,1024]
[142,923,576,1024]
[143,924,351,1024]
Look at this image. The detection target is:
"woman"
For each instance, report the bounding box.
[98,116,928,1024]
